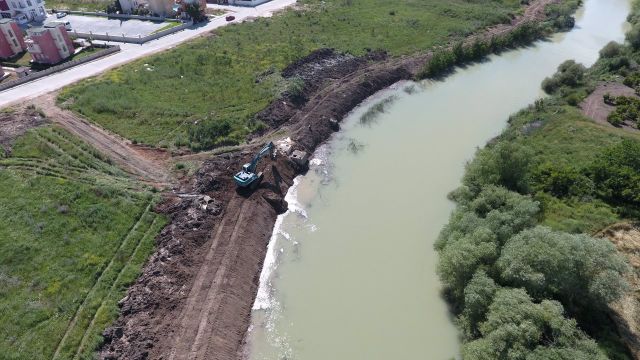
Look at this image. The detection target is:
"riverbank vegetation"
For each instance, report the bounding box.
[0,120,166,359]
[58,0,527,151]
[418,0,580,79]
[437,7,640,359]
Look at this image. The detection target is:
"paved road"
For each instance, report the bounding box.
[0,0,296,108]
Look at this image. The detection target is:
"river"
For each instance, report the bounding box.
[245,0,632,358]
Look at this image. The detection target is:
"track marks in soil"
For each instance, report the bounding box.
[33,93,172,186]
[52,203,157,360]
[167,196,248,360]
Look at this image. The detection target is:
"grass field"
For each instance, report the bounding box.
[0,125,166,359]
[46,0,111,11]
[58,0,522,150]
[502,105,640,233]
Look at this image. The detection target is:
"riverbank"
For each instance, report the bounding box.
[435,0,640,356]
[99,0,588,358]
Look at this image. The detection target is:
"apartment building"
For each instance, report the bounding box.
[0,0,46,22]
[26,22,73,64]
[0,18,25,59]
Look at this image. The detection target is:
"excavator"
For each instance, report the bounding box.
[233,142,275,189]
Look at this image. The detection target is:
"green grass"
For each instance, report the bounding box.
[496,103,640,234]
[151,21,182,34]
[0,125,166,359]
[58,0,522,150]
[46,0,111,11]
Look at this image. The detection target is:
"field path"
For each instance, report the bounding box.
[33,94,172,185]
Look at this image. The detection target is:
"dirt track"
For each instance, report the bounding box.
[33,94,172,185]
[580,82,640,133]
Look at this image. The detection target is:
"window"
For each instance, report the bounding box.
[12,39,17,47]
[26,0,31,6]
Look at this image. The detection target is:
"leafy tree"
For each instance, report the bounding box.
[436,186,539,300]
[589,139,640,205]
[496,226,629,310]
[458,270,500,340]
[463,142,533,194]
[626,25,640,50]
[530,162,593,198]
[463,288,607,360]
[542,60,586,94]
[599,41,623,58]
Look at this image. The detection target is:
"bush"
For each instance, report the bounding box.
[419,49,456,78]
[463,288,607,360]
[601,42,624,58]
[626,25,640,50]
[497,226,629,310]
[541,60,586,94]
[589,139,640,205]
[463,142,532,194]
[531,162,593,198]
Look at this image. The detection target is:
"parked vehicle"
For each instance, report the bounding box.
[62,21,71,30]
[225,15,235,21]
[15,14,28,25]
[56,12,67,18]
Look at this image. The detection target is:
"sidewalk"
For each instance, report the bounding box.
[0,0,296,108]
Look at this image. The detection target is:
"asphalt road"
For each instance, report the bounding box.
[0,0,296,108]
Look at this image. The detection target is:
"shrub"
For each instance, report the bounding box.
[463,288,607,360]
[626,25,640,50]
[600,41,623,59]
[497,226,629,310]
[530,162,593,198]
[463,142,533,194]
[419,49,456,78]
[589,139,640,205]
[541,60,586,94]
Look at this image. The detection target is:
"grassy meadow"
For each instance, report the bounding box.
[0,125,166,359]
[58,0,522,150]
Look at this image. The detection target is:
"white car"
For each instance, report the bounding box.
[56,12,67,18]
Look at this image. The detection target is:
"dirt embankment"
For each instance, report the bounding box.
[580,82,640,133]
[100,1,564,359]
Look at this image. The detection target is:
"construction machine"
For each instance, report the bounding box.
[233,142,275,189]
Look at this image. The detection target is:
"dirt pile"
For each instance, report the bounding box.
[0,106,46,156]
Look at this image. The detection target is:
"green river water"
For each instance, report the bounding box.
[246,0,632,358]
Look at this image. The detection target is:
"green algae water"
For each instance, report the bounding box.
[246,0,632,358]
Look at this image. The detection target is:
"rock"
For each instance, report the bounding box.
[329,118,340,131]
[262,193,288,214]
[290,150,309,168]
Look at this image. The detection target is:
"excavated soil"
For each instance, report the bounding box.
[580,82,640,133]
[598,223,640,359]
[99,1,564,359]
[0,105,47,156]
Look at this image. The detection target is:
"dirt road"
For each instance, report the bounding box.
[34,94,172,185]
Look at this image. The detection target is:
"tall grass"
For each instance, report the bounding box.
[59,0,524,150]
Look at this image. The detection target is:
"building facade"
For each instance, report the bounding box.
[148,0,174,17]
[0,0,46,22]
[118,0,147,14]
[26,22,73,64]
[0,18,25,59]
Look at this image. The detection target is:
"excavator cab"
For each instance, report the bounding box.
[233,142,275,189]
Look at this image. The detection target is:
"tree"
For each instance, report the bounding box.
[436,186,539,300]
[542,60,586,94]
[458,270,499,340]
[463,288,607,360]
[589,139,640,205]
[496,226,629,311]
[463,142,533,194]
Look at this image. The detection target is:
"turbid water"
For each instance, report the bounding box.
[246,0,632,358]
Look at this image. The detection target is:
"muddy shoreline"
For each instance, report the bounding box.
[100,1,564,358]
